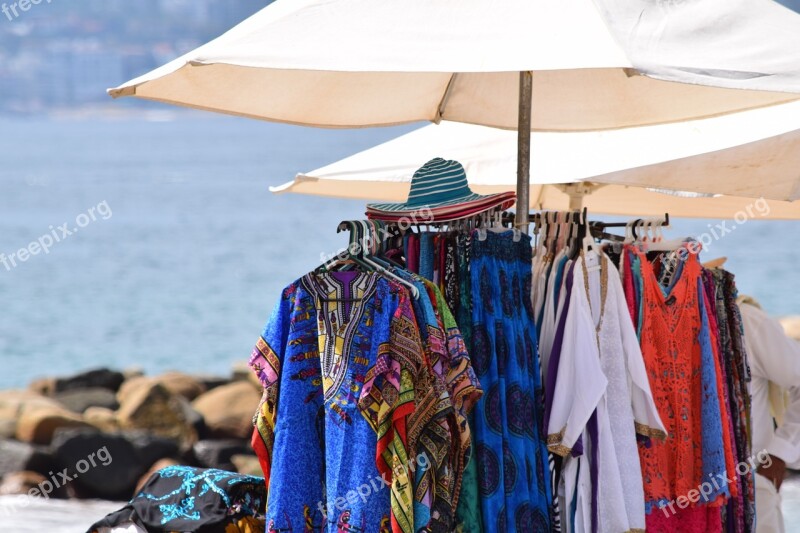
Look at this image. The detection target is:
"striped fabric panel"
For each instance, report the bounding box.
[368,192,516,215]
[368,193,485,213]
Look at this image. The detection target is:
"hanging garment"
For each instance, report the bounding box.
[625,247,730,533]
[250,272,425,533]
[443,234,459,310]
[470,230,552,532]
[396,269,477,533]
[420,232,436,281]
[407,233,421,274]
[87,466,266,533]
[702,270,749,533]
[708,270,754,533]
[426,280,484,503]
[453,231,484,533]
[549,251,665,533]
[543,261,578,533]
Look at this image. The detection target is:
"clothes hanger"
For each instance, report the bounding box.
[476,211,489,241]
[643,215,686,252]
[624,219,635,245]
[314,220,361,273]
[488,207,507,233]
[567,209,588,260]
[565,212,578,259]
[356,220,420,299]
[630,219,643,246]
[373,220,406,268]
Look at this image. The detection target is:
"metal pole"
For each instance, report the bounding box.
[516,71,532,232]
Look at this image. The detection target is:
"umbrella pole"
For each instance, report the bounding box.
[516,71,532,232]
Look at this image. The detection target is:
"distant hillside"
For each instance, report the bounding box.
[0,0,270,112]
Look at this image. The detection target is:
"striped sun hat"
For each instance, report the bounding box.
[366,157,515,214]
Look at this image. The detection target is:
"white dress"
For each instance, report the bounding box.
[548,251,665,533]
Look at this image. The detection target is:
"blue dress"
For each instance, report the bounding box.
[469,230,552,532]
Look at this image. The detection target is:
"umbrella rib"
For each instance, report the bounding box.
[435,73,459,124]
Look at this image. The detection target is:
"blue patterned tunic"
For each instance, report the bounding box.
[250,272,417,533]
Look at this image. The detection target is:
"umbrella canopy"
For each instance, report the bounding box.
[109,0,800,131]
[274,102,800,219]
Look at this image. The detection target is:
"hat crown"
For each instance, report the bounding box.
[404,157,473,209]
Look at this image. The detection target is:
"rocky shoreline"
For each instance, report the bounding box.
[0,366,263,502]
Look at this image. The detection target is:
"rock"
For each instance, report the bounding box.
[176,397,206,436]
[116,382,197,448]
[0,470,73,499]
[121,431,181,469]
[0,390,64,413]
[231,362,262,389]
[28,378,56,396]
[123,367,145,381]
[155,372,206,401]
[51,429,144,500]
[83,407,120,433]
[116,375,154,405]
[118,373,206,403]
[0,390,65,438]
[0,471,47,496]
[192,439,253,471]
[15,407,93,445]
[53,368,125,394]
[0,440,55,478]
[195,375,230,392]
[230,362,251,381]
[781,316,800,342]
[231,454,263,477]
[192,381,261,439]
[0,419,15,440]
[53,388,119,413]
[133,457,180,495]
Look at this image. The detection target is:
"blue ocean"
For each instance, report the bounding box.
[0,113,798,391]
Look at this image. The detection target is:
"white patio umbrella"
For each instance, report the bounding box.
[274,102,800,219]
[109,0,800,130]
[109,0,800,223]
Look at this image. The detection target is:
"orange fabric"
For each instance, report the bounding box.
[632,248,729,533]
[636,249,706,502]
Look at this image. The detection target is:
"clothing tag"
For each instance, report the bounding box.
[585,252,601,272]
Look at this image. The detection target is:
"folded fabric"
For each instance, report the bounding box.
[86,466,266,533]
